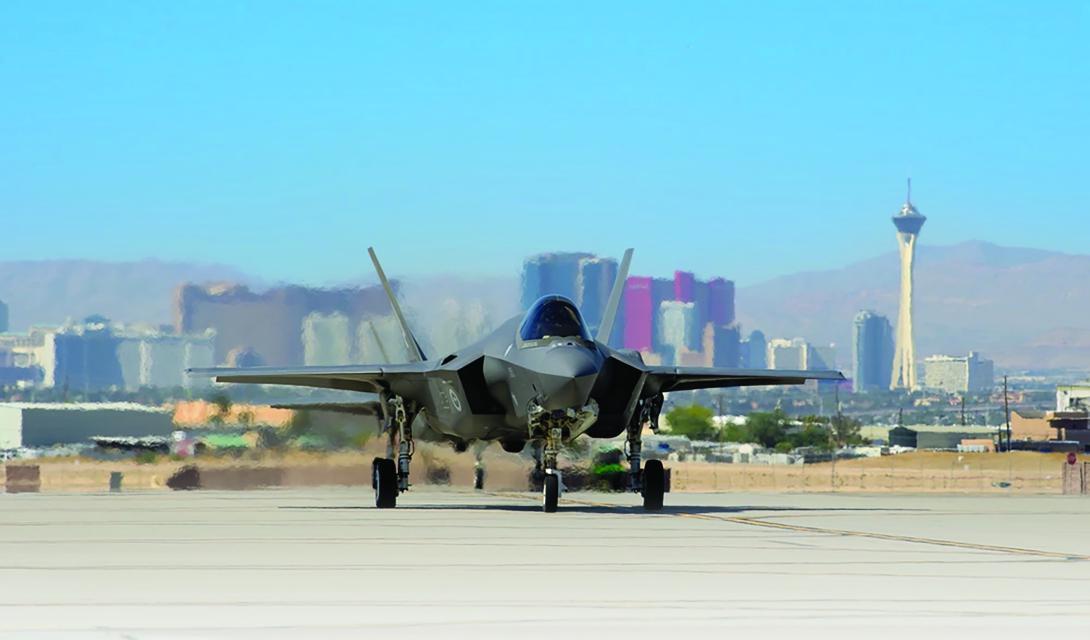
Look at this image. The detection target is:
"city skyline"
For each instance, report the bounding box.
[4,234,1090,370]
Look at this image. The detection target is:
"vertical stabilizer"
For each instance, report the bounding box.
[596,248,633,344]
[367,247,427,362]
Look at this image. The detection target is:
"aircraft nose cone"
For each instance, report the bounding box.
[537,347,599,410]
[542,346,598,379]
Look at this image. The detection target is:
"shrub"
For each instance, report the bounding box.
[134,451,159,464]
[590,463,627,492]
[664,405,717,441]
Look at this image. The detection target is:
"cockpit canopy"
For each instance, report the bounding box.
[519,295,592,342]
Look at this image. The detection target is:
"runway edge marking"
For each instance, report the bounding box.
[487,491,1090,562]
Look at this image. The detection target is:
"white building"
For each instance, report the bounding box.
[922,352,995,393]
[302,312,352,366]
[765,338,838,372]
[1056,384,1090,412]
[115,327,215,390]
[767,338,807,370]
[658,300,696,365]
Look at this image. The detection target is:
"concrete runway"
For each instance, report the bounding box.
[1,488,1089,639]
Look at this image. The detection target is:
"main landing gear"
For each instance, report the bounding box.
[372,457,397,508]
[372,394,415,509]
[628,395,666,512]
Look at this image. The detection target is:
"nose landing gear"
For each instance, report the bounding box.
[541,426,563,513]
[543,469,561,513]
[528,406,567,513]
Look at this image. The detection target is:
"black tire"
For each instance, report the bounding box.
[642,459,665,511]
[543,473,559,513]
[373,457,398,509]
[474,466,485,491]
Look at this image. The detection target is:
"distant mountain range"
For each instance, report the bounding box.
[2,241,1088,370]
[0,258,519,358]
[0,259,254,331]
[736,241,1090,370]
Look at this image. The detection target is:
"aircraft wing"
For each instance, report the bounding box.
[269,401,382,416]
[187,363,431,394]
[643,366,845,394]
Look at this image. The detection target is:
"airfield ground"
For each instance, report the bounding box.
[1,488,1089,638]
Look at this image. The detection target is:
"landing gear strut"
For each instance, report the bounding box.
[472,442,487,490]
[629,395,665,511]
[528,404,566,513]
[373,393,414,509]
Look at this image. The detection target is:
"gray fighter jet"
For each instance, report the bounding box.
[190,248,843,512]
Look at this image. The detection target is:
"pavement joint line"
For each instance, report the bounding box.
[488,491,1090,562]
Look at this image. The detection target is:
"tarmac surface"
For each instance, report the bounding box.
[1,488,1089,639]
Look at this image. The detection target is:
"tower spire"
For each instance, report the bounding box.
[890,182,925,391]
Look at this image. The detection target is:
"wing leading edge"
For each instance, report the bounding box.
[643,366,845,394]
[186,362,431,393]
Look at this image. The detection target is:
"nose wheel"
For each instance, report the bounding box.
[526,424,566,513]
[543,471,560,513]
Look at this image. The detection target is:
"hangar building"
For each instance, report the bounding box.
[0,403,174,449]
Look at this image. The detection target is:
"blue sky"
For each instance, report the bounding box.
[1,1,1086,285]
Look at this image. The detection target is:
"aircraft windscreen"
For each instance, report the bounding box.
[519,296,591,341]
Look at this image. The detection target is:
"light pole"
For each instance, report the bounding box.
[1003,375,1011,453]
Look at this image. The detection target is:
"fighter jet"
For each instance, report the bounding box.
[190,248,844,512]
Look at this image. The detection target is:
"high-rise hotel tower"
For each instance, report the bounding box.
[890,180,926,390]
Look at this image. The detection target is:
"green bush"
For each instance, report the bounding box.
[134,451,159,464]
[590,463,627,492]
[592,463,625,476]
[664,405,717,440]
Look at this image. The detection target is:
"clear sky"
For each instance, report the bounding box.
[1,1,1086,285]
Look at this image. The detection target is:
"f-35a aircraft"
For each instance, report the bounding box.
[191,249,844,513]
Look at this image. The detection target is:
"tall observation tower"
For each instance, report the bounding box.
[890,179,926,390]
